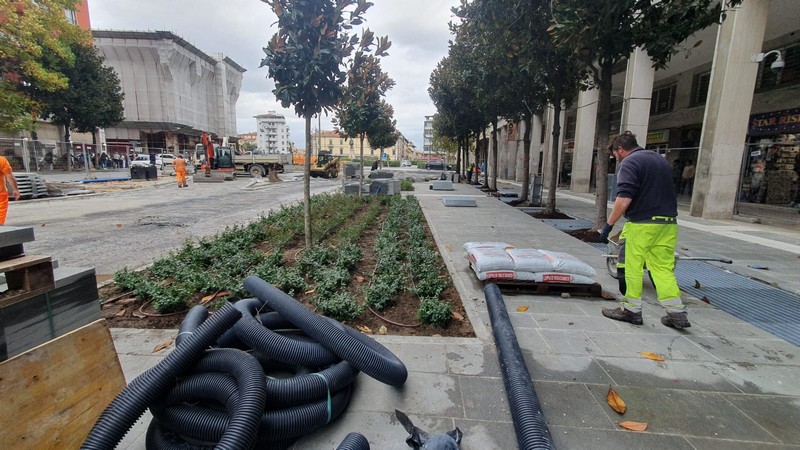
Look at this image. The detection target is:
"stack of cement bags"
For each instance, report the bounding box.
[464,242,596,284]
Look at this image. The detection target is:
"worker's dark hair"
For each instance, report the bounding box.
[606,131,639,154]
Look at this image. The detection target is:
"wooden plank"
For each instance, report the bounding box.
[0,319,126,449]
[0,255,51,273]
[0,255,55,309]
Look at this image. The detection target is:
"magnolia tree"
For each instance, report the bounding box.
[261,0,374,246]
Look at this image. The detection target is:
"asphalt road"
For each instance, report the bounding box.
[6,175,341,279]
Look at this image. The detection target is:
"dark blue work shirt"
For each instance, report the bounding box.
[616,148,678,222]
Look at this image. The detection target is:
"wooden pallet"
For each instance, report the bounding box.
[0,255,56,308]
[494,280,603,297]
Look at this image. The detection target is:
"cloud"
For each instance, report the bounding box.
[89,0,460,150]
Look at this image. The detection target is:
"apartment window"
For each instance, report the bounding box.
[690,72,711,107]
[64,9,78,25]
[564,115,577,140]
[758,44,800,89]
[650,84,677,115]
[609,101,623,134]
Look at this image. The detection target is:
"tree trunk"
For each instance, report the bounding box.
[545,100,563,215]
[304,116,312,247]
[359,133,365,198]
[475,132,481,185]
[491,119,499,191]
[520,114,532,203]
[593,61,614,230]
[456,137,462,182]
[64,124,73,172]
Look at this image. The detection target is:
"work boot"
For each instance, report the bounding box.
[602,307,643,325]
[661,311,691,329]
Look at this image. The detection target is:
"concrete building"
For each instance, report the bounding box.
[254,112,290,154]
[488,0,800,220]
[312,130,413,161]
[92,30,245,154]
[423,115,435,153]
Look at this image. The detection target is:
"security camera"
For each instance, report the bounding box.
[771,58,785,73]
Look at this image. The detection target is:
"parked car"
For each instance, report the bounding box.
[158,153,176,167]
[401,159,412,167]
[425,159,451,171]
[130,154,165,169]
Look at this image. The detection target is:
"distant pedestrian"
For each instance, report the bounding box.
[467,163,474,183]
[174,153,188,188]
[681,159,695,195]
[599,131,689,329]
[671,159,682,195]
[0,155,21,224]
[112,152,121,168]
[371,160,379,171]
[790,153,800,208]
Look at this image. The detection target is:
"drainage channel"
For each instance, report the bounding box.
[585,242,800,347]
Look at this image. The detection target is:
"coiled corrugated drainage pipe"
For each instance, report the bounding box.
[82,303,241,449]
[337,432,370,449]
[484,283,555,450]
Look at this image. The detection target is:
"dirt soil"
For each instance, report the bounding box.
[99,204,475,339]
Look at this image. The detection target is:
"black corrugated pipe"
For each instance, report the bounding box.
[337,432,371,450]
[233,297,341,367]
[176,305,208,347]
[243,276,408,386]
[484,283,555,450]
[153,384,352,443]
[145,420,297,450]
[82,303,241,449]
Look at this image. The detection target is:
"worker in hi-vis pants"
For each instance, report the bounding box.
[599,131,690,329]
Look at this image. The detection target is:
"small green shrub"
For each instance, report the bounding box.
[418,297,452,326]
[400,179,414,191]
[268,267,307,297]
[314,292,362,322]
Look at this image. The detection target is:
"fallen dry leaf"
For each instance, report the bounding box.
[115,309,126,317]
[601,291,615,300]
[153,338,173,353]
[606,386,627,414]
[619,421,648,432]
[445,244,453,252]
[452,311,464,321]
[356,275,365,283]
[116,224,123,228]
[201,291,230,304]
[517,306,529,312]
[304,288,316,295]
[132,311,146,319]
[41,223,46,227]
[639,352,665,362]
[379,325,388,335]
[356,325,373,334]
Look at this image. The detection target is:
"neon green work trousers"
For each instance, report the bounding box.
[618,222,684,313]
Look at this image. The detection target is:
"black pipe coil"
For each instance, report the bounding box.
[176,305,209,347]
[145,420,297,450]
[82,303,241,450]
[233,296,341,367]
[336,432,371,450]
[243,275,408,386]
[484,283,555,450]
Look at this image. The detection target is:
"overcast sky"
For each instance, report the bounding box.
[88,0,461,149]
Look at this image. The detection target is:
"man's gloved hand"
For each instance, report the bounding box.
[598,223,614,243]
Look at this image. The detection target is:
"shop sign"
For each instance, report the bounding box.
[748,108,800,136]
[646,129,669,145]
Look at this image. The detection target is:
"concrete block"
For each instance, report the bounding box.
[343,182,362,195]
[431,180,454,191]
[369,180,400,195]
[368,170,394,179]
[442,196,477,207]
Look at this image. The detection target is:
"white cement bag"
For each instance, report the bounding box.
[463,242,514,252]
[538,250,597,278]
[506,248,552,273]
[471,264,516,281]
[467,247,516,272]
[514,271,596,285]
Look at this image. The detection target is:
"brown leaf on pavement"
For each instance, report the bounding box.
[153,338,173,353]
[619,421,648,431]
[356,325,373,334]
[445,245,453,252]
[639,352,665,362]
[606,386,627,414]
[116,224,123,228]
[115,309,126,317]
[517,306,529,312]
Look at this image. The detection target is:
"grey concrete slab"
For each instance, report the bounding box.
[535,381,617,429]
[549,426,695,450]
[723,394,800,445]
[595,356,743,392]
[715,362,800,396]
[685,437,800,450]
[585,331,718,361]
[538,329,605,356]
[686,335,800,365]
[448,418,519,450]
[458,375,513,422]
[445,343,499,377]
[346,371,464,417]
[380,341,449,374]
[584,384,779,442]
[534,313,626,333]
[521,352,615,384]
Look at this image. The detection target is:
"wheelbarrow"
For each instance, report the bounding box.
[604,237,733,293]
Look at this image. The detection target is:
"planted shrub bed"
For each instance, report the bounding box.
[101,193,474,338]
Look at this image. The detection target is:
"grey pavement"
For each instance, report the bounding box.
[108,178,800,449]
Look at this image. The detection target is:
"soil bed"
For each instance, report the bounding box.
[100,195,475,338]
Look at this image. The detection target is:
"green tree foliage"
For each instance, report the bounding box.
[548,0,743,227]
[334,35,393,189]
[29,42,124,143]
[261,0,374,246]
[366,100,398,158]
[0,0,88,133]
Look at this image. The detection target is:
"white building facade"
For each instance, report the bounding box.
[255,112,291,154]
